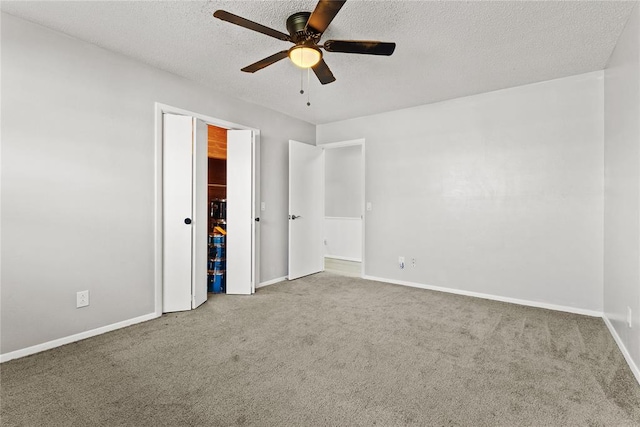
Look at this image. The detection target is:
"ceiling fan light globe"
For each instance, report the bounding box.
[288,46,322,69]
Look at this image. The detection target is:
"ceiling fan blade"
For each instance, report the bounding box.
[324,40,396,55]
[214,10,292,42]
[312,59,336,85]
[305,0,347,35]
[241,50,289,73]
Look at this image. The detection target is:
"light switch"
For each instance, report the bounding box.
[261,202,266,211]
[366,202,372,211]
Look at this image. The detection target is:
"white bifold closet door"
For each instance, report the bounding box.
[288,140,324,280]
[162,114,207,312]
[226,130,255,295]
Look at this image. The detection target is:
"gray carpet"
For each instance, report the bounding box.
[2,273,639,426]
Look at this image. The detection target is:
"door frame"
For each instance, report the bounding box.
[317,138,366,278]
[154,103,261,316]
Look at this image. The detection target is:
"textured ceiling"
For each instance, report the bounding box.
[1,1,636,124]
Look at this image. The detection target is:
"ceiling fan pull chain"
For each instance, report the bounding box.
[307,67,311,106]
[300,67,304,95]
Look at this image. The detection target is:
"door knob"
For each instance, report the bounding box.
[290,215,302,220]
[184,218,192,225]
[255,217,260,222]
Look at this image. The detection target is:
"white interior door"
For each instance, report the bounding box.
[191,118,208,308]
[289,140,324,280]
[252,136,261,291]
[226,130,255,295]
[163,114,193,312]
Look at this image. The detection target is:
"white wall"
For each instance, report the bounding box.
[324,218,362,261]
[0,14,315,355]
[604,2,640,380]
[317,71,604,313]
[324,145,362,218]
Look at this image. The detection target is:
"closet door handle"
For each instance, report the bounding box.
[184,218,192,225]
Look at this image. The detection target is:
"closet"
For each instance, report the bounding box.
[161,110,257,314]
[207,125,227,294]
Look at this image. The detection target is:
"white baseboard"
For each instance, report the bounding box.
[362,275,603,317]
[0,312,159,363]
[257,276,287,289]
[324,255,362,262]
[603,315,640,385]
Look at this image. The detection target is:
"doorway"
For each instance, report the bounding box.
[154,103,260,315]
[321,140,365,278]
[207,124,227,294]
[288,138,365,280]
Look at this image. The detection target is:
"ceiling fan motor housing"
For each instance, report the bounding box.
[286,12,320,44]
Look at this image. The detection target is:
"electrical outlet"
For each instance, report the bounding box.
[399,256,405,269]
[411,258,416,267]
[77,290,89,308]
[628,307,633,328]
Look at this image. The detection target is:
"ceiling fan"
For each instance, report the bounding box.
[213,0,396,85]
